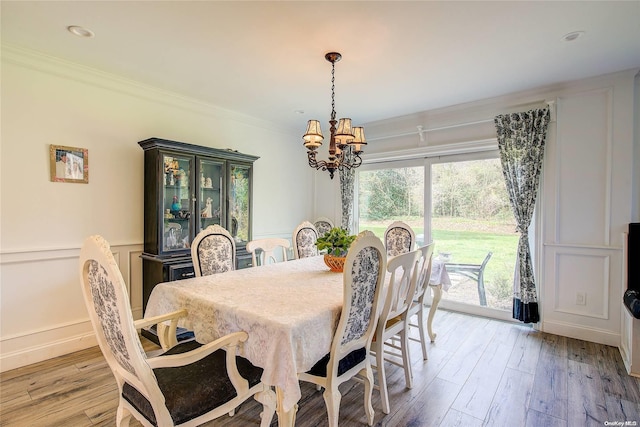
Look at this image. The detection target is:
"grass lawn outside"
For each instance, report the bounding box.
[359,217,519,310]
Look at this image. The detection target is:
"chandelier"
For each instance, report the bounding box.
[302,52,366,179]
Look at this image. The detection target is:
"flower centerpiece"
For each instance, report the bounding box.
[316,227,357,272]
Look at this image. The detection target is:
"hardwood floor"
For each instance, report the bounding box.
[2,311,639,426]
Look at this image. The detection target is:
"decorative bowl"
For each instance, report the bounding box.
[324,254,346,272]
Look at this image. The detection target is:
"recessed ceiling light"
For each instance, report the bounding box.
[294,110,305,115]
[67,25,95,38]
[562,31,585,42]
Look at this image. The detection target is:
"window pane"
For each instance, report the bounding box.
[432,158,517,310]
[358,166,424,244]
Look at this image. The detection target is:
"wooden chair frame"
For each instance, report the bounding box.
[298,231,387,427]
[383,221,416,257]
[191,224,236,276]
[292,221,319,259]
[314,217,335,236]
[371,248,421,415]
[79,235,276,427]
[246,237,290,266]
[407,243,436,360]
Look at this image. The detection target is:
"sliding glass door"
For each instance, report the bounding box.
[357,159,424,245]
[356,152,517,320]
[429,152,517,319]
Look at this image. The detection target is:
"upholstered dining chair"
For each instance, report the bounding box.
[79,235,276,427]
[406,243,436,361]
[191,224,236,276]
[298,231,387,427]
[314,217,335,236]
[383,221,416,257]
[292,221,319,259]
[246,237,290,266]
[371,248,421,415]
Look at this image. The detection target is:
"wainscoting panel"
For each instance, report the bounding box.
[129,250,144,319]
[0,243,143,372]
[542,244,622,346]
[555,88,613,247]
[551,249,610,319]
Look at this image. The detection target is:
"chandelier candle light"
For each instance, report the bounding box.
[302,52,366,179]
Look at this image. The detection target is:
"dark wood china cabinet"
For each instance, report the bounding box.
[138,137,258,310]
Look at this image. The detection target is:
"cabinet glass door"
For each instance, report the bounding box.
[162,154,193,253]
[197,159,224,233]
[229,164,251,244]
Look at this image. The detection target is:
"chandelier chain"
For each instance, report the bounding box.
[330,61,336,121]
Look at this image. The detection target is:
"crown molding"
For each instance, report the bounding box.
[1,43,292,135]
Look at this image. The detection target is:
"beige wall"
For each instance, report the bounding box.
[0,45,314,371]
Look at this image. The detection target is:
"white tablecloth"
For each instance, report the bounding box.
[430,259,451,291]
[145,256,343,412]
[145,254,451,412]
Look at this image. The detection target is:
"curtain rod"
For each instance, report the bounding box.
[367,100,555,143]
[367,118,495,142]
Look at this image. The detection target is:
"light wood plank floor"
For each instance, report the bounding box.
[2,311,640,426]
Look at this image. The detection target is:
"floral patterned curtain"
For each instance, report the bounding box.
[339,145,356,233]
[494,108,550,323]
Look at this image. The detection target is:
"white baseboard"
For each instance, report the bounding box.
[1,331,97,373]
[620,340,633,373]
[541,319,620,347]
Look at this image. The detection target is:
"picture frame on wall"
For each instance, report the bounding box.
[50,144,89,183]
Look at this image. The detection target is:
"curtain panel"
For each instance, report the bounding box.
[339,145,356,233]
[494,108,550,323]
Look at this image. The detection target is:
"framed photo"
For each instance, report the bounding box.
[50,144,89,183]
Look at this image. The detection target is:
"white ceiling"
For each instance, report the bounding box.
[2,1,640,134]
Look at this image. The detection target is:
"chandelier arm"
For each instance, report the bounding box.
[333,150,362,172]
[351,153,363,168]
[307,151,322,169]
[308,151,339,175]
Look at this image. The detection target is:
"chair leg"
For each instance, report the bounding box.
[400,330,414,389]
[116,404,132,427]
[322,386,342,427]
[375,341,391,414]
[417,307,428,360]
[362,365,375,426]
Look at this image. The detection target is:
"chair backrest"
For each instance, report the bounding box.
[246,237,291,266]
[379,248,421,327]
[191,224,236,276]
[292,221,319,259]
[314,217,334,236]
[79,235,169,419]
[384,221,416,257]
[412,243,436,303]
[329,231,387,372]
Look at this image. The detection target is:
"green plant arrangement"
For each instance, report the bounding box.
[316,227,357,257]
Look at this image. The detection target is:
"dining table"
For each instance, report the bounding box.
[144,254,449,426]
